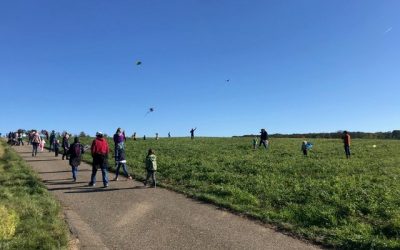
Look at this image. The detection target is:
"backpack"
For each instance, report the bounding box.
[73,143,82,157]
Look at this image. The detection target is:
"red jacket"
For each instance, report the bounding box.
[91,137,109,155]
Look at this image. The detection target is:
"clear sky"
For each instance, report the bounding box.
[1,0,399,137]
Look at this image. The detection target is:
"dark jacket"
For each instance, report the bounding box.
[62,136,70,150]
[68,143,84,167]
[260,131,269,140]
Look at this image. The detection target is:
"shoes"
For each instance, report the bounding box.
[143,181,147,186]
[73,178,76,182]
[88,182,95,187]
[104,183,109,188]
[113,177,119,181]
[127,176,132,180]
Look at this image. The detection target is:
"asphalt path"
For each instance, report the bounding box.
[13,144,320,250]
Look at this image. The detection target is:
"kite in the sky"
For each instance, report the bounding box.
[136,61,142,66]
[145,107,155,116]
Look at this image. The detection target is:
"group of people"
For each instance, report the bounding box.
[27,128,158,188]
[252,129,351,158]
[88,129,157,188]
[13,127,352,189]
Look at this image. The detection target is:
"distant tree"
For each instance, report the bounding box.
[79,131,87,137]
[392,130,400,139]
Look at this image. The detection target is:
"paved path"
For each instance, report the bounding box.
[14,145,320,250]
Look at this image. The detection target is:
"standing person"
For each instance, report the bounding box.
[113,128,125,162]
[54,139,60,157]
[168,132,171,138]
[143,135,146,140]
[155,133,159,140]
[144,149,157,188]
[28,131,33,145]
[113,144,132,181]
[31,131,41,157]
[301,141,309,156]
[39,138,46,152]
[61,133,70,160]
[89,132,110,187]
[133,132,137,141]
[17,132,24,146]
[49,130,56,152]
[342,131,351,159]
[252,137,258,150]
[190,128,197,139]
[68,137,84,182]
[259,129,269,149]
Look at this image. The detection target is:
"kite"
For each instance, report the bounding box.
[136,61,142,66]
[145,107,155,116]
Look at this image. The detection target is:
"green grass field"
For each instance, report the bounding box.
[79,137,400,249]
[0,140,69,249]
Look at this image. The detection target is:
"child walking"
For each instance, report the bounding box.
[39,138,46,152]
[252,137,258,150]
[54,140,60,157]
[301,141,313,156]
[113,145,132,181]
[144,149,157,188]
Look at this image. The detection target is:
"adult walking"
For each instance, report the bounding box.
[342,131,351,159]
[31,131,41,157]
[89,132,110,187]
[190,128,197,139]
[113,128,125,163]
[259,129,269,149]
[61,133,70,160]
[49,130,56,152]
[17,131,24,146]
[68,137,84,182]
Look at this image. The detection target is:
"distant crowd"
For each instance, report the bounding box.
[4,128,352,188]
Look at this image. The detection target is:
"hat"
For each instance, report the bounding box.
[96,131,103,136]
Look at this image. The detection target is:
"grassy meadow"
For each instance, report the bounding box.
[0,140,69,249]
[79,136,400,249]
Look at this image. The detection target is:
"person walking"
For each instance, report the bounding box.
[342,131,351,159]
[252,137,258,150]
[113,144,132,181]
[68,137,84,182]
[28,131,34,145]
[17,132,24,146]
[259,129,269,149]
[301,141,309,156]
[31,131,41,157]
[113,128,125,162]
[89,132,110,187]
[54,139,60,157]
[144,149,157,188]
[190,128,197,139]
[61,133,70,160]
[49,130,56,152]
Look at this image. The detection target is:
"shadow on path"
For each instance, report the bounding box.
[26,159,59,162]
[64,186,146,194]
[39,169,90,174]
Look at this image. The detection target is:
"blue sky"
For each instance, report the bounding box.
[1,0,399,137]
